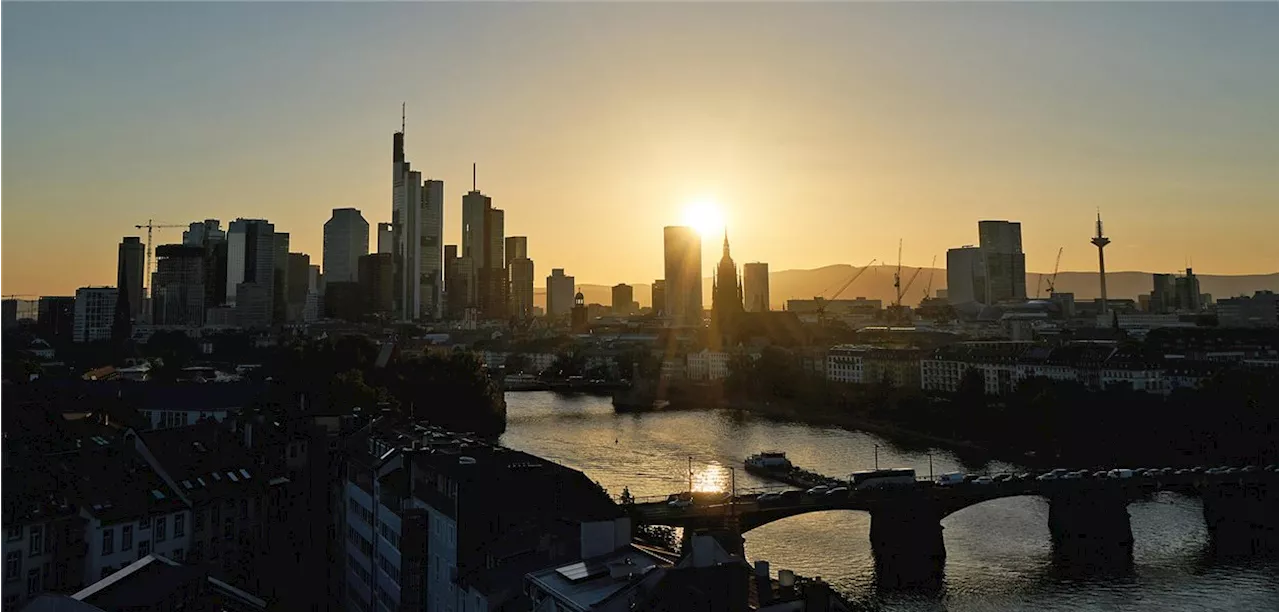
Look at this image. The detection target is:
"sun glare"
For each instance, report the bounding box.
[682,199,725,238]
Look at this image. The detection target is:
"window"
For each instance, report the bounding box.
[122,525,133,551]
[139,518,150,531]
[192,541,203,562]
[194,509,204,534]
[211,505,220,526]
[5,551,20,581]
[27,525,42,558]
[239,499,248,520]
[154,517,167,542]
[26,568,40,594]
[5,527,20,542]
[174,514,185,537]
[137,540,150,559]
[5,594,19,612]
[223,519,233,541]
[101,528,114,556]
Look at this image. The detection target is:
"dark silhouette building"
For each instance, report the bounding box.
[571,289,588,332]
[358,253,394,317]
[711,231,744,345]
[117,236,145,322]
[323,281,364,321]
[151,244,206,326]
[37,296,76,341]
[287,253,311,323]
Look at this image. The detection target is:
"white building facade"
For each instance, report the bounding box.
[73,287,119,343]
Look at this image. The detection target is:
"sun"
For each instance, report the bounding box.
[682,198,725,238]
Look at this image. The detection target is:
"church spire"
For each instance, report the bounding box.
[723,228,731,259]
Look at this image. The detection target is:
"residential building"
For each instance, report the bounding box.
[117,237,146,322]
[663,226,702,326]
[338,417,626,612]
[73,288,118,343]
[786,298,881,316]
[3,299,19,329]
[826,345,870,384]
[686,350,731,381]
[59,553,267,611]
[358,253,394,316]
[324,208,370,284]
[1218,291,1278,328]
[546,269,576,318]
[151,245,205,327]
[743,262,770,312]
[862,348,924,389]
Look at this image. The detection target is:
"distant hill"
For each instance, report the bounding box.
[534,265,1278,310]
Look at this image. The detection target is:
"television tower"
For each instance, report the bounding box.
[1091,211,1111,315]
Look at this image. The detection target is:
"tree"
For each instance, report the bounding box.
[504,353,529,374]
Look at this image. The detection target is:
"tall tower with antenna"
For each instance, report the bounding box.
[1091,211,1111,315]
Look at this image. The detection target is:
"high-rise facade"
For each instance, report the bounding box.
[73,287,118,343]
[505,237,534,320]
[117,237,145,321]
[273,233,290,325]
[546,269,575,318]
[376,222,394,255]
[663,226,703,326]
[651,280,666,316]
[462,184,506,319]
[151,245,205,326]
[182,220,225,247]
[711,232,744,336]
[359,253,394,316]
[323,208,369,283]
[945,246,987,306]
[977,220,1026,302]
[612,284,634,314]
[225,219,276,327]
[287,253,311,322]
[743,262,770,312]
[391,121,444,321]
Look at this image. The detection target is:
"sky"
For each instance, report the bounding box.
[3,1,1276,297]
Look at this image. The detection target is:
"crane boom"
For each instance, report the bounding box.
[815,258,877,321]
[134,220,186,296]
[900,266,924,302]
[1047,247,1064,295]
[922,255,937,299]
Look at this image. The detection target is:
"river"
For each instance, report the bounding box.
[499,391,1277,611]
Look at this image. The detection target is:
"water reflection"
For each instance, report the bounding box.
[500,392,1278,611]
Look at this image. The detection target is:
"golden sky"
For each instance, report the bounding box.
[3,2,1276,297]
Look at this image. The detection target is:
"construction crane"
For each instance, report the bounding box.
[921,255,938,301]
[892,240,903,308]
[1045,247,1064,296]
[815,258,877,322]
[135,220,186,293]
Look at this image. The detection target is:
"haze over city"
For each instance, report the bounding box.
[3,1,1277,297]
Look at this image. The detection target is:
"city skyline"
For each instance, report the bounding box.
[4,2,1277,297]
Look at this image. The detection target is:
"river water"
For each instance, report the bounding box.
[499,392,1277,611]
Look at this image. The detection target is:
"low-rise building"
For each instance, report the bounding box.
[686,350,730,381]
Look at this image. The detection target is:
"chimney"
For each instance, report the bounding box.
[754,561,773,605]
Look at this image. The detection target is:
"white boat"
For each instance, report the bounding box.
[504,373,548,391]
[745,452,793,472]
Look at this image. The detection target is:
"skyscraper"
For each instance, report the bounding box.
[506,237,534,320]
[663,226,702,326]
[391,111,443,321]
[117,236,145,321]
[651,280,666,316]
[151,244,205,326]
[225,218,276,327]
[977,220,1027,302]
[323,208,369,283]
[546,269,575,318]
[287,253,311,322]
[612,284,634,314]
[462,171,506,319]
[743,262,770,312]
[945,246,986,306]
[359,253,394,316]
[182,220,225,247]
[711,231,744,337]
[273,233,290,325]
[377,222,394,255]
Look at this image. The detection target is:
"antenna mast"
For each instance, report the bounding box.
[401,102,405,133]
[472,163,477,191]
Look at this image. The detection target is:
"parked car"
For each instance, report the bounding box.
[1061,471,1083,480]
[779,490,804,503]
[1108,469,1134,479]
[993,473,1014,483]
[937,472,966,486]
[825,487,850,497]
[1241,465,1259,473]
[668,497,693,508]
[974,476,994,485]
[1036,473,1059,481]
[1092,471,1108,479]
[1264,465,1277,472]
[758,493,781,504]
[806,485,831,496]
[1174,469,1191,476]
[1016,473,1033,481]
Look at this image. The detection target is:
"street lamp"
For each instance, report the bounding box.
[874,444,880,470]
[927,452,934,481]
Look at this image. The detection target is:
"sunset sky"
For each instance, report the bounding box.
[3,2,1276,297]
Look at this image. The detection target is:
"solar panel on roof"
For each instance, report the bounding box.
[211,472,221,481]
[182,481,193,489]
[555,561,608,583]
[196,478,206,487]
[227,472,239,482]
[239,469,251,479]
[151,490,165,500]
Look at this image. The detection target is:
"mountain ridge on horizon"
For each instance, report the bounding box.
[537,264,1278,311]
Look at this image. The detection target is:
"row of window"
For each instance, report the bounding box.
[350,553,372,587]
[349,498,373,527]
[376,551,397,584]
[349,526,373,558]
[377,523,400,549]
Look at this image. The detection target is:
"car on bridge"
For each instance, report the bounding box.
[825,486,849,497]
[805,485,830,496]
